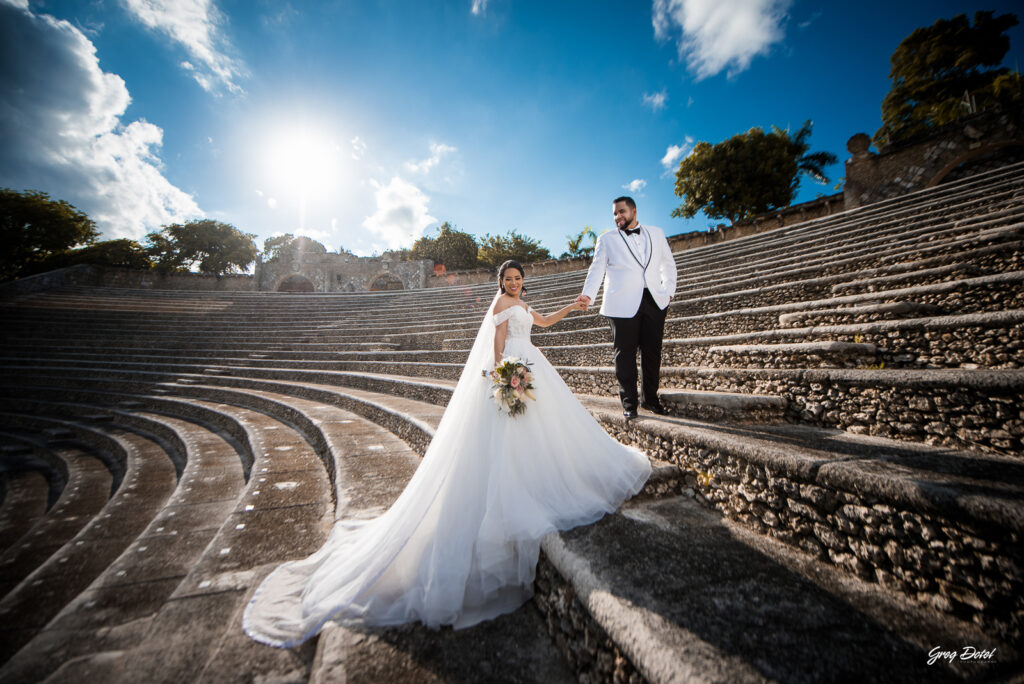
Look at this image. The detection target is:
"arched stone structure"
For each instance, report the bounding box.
[369,272,404,291]
[928,142,1024,188]
[276,274,315,292]
[844,107,1024,209]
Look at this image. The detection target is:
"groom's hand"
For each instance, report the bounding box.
[574,294,591,311]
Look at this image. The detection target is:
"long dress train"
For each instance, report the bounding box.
[243,294,651,647]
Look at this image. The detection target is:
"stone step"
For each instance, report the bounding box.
[15,303,1017,375]
[84,398,331,683]
[0,438,110,597]
[0,395,309,682]
[0,416,177,662]
[4,229,1020,346]
[584,404,1024,644]
[659,389,787,423]
[778,300,943,327]
[706,341,881,368]
[0,468,50,559]
[537,495,1015,683]
[8,366,1020,643]
[558,365,1024,458]
[0,409,250,682]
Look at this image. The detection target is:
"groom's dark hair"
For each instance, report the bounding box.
[613,196,636,210]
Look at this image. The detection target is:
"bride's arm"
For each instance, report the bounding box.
[531,301,585,328]
[494,319,508,365]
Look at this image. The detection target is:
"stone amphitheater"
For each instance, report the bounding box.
[0,162,1022,683]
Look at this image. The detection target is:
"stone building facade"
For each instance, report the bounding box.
[844,106,1024,209]
[254,237,432,292]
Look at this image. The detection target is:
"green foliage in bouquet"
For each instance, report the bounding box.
[484,357,536,417]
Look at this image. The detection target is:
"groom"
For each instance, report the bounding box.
[576,196,677,419]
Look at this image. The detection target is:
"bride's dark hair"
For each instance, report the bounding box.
[497,260,527,295]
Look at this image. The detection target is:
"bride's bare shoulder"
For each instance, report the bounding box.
[493,294,518,313]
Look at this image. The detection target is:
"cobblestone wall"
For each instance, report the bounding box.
[560,368,1023,457]
[533,555,645,684]
[596,420,1024,642]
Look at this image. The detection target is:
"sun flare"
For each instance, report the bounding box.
[263,125,343,197]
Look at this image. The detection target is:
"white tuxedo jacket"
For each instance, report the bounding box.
[581,224,677,318]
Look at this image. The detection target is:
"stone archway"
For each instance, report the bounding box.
[277,274,315,292]
[928,142,1024,188]
[369,272,404,291]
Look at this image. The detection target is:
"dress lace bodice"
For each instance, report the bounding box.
[493,305,534,340]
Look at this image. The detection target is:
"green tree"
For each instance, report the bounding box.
[380,247,412,261]
[477,230,551,268]
[31,239,152,274]
[874,11,1022,148]
[145,219,258,275]
[259,234,329,263]
[410,222,478,270]
[0,188,98,281]
[565,226,597,258]
[260,233,297,262]
[672,121,837,224]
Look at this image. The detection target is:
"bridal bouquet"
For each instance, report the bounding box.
[483,357,536,417]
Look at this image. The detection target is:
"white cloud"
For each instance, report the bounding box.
[1,0,29,8]
[798,11,821,30]
[0,3,201,239]
[405,142,457,174]
[622,179,647,194]
[471,0,487,15]
[351,136,367,160]
[661,136,695,174]
[361,177,437,249]
[267,197,277,209]
[121,0,246,95]
[652,0,791,80]
[642,89,668,111]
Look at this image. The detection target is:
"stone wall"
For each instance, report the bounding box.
[845,107,1024,209]
[596,419,1024,642]
[255,250,431,293]
[559,367,1023,458]
[0,264,255,296]
[533,555,644,684]
[425,257,594,288]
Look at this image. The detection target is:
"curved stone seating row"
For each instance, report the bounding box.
[0,387,324,679]
[4,243,1022,359]
[0,436,111,598]
[0,437,66,526]
[1,162,1023,680]
[0,409,178,662]
[0,374,1019,679]
[0,445,53,555]
[0,370,564,682]
[9,357,1022,662]
[6,216,1020,347]
[2,228,1019,349]
[2,163,1015,329]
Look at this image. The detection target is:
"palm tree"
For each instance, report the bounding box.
[788,120,838,185]
[565,226,597,258]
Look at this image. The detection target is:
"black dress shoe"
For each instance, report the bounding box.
[641,402,668,415]
[623,409,638,419]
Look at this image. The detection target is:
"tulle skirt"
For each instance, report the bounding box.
[243,336,651,647]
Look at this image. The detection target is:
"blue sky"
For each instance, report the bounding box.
[2,0,1022,262]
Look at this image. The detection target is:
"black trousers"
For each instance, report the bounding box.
[607,288,668,410]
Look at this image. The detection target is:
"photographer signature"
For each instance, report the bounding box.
[927,646,996,666]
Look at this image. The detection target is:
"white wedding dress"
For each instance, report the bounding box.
[243,292,651,647]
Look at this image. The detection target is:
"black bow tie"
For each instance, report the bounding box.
[622,227,641,236]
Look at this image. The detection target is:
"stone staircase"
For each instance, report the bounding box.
[0,161,1022,682]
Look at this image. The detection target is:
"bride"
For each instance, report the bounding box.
[243,259,652,646]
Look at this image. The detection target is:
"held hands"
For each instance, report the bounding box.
[574,294,591,311]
